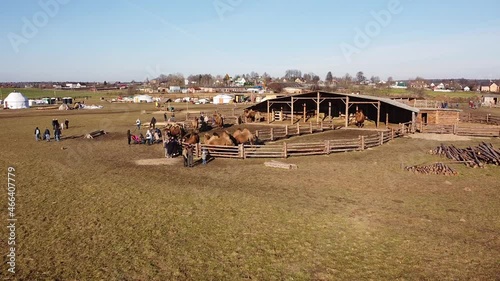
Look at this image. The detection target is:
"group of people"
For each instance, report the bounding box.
[181,144,209,167]
[35,118,70,142]
[127,127,163,145]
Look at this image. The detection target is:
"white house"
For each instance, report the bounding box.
[133,94,154,103]
[234,77,246,87]
[3,92,29,109]
[463,86,471,92]
[212,94,234,104]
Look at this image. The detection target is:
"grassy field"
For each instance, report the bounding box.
[0,102,499,280]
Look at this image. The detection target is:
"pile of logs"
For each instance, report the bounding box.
[264,160,298,170]
[431,142,500,168]
[405,163,458,176]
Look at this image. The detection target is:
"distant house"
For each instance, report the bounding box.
[234,77,246,87]
[463,86,471,92]
[390,82,408,89]
[480,82,499,92]
[65,83,86,89]
[482,94,500,106]
[168,86,181,93]
[490,83,499,92]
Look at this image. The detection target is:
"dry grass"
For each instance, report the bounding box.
[0,101,499,280]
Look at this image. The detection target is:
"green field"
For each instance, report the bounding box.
[0,103,499,280]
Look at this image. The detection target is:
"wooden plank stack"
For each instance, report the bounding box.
[430,142,500,168]
[85,130,107,139]
[405,163,458,176]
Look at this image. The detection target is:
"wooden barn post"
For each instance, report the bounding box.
[316,91,320,122]
[345,96,349,128]
[267,100,270,124]
[320,121,324,131]
[376,101,381,128]
[303,103,306,122]
[385,113,389,127]
[391,128,395,140]
[324,140,331,155]
[290,96,295,125]
[285,125,289,137]
[380,131,384,145]
[328,102,332,119]
[297,122,300,135]
[270,127,274,141]
[271,109,275,123]
[239,144,244,159]
[255,130,260,139]
[309,121,313,134]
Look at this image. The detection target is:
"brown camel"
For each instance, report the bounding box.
[243,109,263,123]
[355,110,365,128]
[214,112,224,127]
[232,128,256,144]
[165,124,185,138]
[183,132,200,144]
[203,132,234,146]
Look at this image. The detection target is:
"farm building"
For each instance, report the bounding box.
[482,94,499,106]
[417,109,461,125]
[246,91,419,127]
[133,94,153,103]
[3,92,29,109]
[213,94,234,105]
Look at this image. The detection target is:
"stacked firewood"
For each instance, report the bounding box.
[431,142,500,168]
[405,163,458,176]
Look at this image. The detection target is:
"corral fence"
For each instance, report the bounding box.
[191,129,403,159]
[461,113,500,126]
[419,123,500,137]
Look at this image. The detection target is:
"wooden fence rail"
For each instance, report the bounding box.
[420,124,500,137]
[462,113,500,125]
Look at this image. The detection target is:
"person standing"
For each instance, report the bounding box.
[127,130,132,145]
[54,127,61,142]
[187,145,194,167]
[35,127,41,141]
[44,128,51,141]
[163,113,167,122]
[145,129,152,145]
[201,148,208,165]
[150,117,157,129]
[136,118,141,130]
[52,119,57,130]
[64,119,69,129]
[55,119,60,131]
[182,145,188,167]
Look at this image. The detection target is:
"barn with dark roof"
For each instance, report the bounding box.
[247,91,419,127]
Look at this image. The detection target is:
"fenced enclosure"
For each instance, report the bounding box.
[192,129,403,159]
[461,113,500,126]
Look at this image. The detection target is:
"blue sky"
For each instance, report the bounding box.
[1,0,499,82]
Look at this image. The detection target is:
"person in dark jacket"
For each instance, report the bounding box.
[150,117,157,129]
[54,127,61,141]
[64,119,69,129]
[52,119,57,130]
[44,128,51,142]
[163,113,167,121]
[127,130,131,145]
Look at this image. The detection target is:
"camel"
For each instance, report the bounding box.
[355,110,365,128]
[165,124,185,138]
[191,118,199,130]
[243,109,263,123]
[232,128,256,144]
[203,132,235,146]
[213,112,224,128]
[183,131,200,145]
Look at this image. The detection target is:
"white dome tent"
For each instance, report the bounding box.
[133,94,153,103]
[213,94,234,105]
[4,92,29,109]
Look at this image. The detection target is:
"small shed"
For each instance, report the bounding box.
[417,109,461,125]
[213,94,234,105]
[134,95,154,103]
[62,97,73,104]
[482,94,499,106]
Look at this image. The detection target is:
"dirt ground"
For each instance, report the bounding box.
[0,100,499,280]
